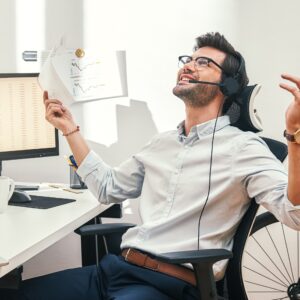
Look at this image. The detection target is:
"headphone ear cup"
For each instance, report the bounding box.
[220,77,240,97]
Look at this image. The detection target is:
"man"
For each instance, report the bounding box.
[2,32,300,300]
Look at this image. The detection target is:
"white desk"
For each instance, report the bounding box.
[0,184,110,278]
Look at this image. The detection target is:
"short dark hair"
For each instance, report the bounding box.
[194,32,249,113]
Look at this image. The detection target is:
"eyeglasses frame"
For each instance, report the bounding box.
[178,55,229,75]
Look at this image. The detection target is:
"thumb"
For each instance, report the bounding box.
[43,91,49,102]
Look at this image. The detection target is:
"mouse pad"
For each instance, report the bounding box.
[9,195,76,209]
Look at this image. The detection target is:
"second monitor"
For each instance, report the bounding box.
[0,73,59,175]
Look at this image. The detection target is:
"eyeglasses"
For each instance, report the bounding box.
[178,55,225,72]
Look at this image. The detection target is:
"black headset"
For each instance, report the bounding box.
[219,52,245,98]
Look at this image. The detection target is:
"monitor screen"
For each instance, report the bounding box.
[0,73,59,165]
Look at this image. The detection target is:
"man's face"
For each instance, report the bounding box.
[173,47,226,107]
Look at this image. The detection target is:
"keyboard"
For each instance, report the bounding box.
[15,184,40,191]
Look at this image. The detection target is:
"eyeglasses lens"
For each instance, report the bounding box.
[178,56,209,69]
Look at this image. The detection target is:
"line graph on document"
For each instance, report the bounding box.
[69,58,106,100]
[70,59,101,76]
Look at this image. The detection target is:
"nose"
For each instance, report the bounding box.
[182,61,195,73]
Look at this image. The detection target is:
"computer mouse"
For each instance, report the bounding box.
[9,190,32,203]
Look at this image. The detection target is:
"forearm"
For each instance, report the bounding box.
[279,74,300,206]
[43,93,90,167]
[287,142,300,205]
[65,130,90,167]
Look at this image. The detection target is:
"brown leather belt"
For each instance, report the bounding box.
[121,248,196,286]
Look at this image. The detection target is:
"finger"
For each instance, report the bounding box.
[279,83,300,104]
[279,83,300,96]
[47,103,64,114]
[43,91,48,102]
[44,99,63,108]
[281,73,300,89]
[46,106,64,120]
[47,103,62,113]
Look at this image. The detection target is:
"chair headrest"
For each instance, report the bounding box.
[226,84,263,133]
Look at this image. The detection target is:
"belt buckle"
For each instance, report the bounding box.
[124,248,131,262]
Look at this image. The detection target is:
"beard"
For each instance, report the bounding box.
[173,83,219,107]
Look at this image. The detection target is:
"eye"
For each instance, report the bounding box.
[195,57,209,67]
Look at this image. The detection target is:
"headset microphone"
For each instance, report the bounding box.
[189,77,241,97]
[188,79,222,86]
[188,52,245,97]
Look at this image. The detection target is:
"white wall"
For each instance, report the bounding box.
[0,0,298,284]
[81,0,239,149]
[238,0,300,142]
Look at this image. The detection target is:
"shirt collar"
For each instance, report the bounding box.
[177,115,231,139]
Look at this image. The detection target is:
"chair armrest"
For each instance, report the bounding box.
[155,249,232,300]
[75,223,136,236]
[155,249,232,265]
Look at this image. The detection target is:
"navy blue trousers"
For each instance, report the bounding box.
[1,254,199,300]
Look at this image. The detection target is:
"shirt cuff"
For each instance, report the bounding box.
[76,150,104,180]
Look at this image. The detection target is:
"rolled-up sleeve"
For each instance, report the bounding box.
[233,133,300,231]
[77,150,145,204]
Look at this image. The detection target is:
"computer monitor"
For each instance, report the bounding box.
[0,73,59,176]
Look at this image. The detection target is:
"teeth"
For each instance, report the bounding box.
[181,77,190,81]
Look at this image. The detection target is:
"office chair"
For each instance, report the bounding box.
[76,85,297,299]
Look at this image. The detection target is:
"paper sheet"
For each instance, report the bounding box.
[38,43,127,106]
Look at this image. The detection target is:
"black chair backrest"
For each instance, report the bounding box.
[261,137,288,162]
[225,137,288,300]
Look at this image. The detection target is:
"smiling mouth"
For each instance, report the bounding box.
[178,75,194,85]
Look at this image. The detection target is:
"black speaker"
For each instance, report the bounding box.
[220,53,245,97]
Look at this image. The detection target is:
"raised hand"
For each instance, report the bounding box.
[279,74,300,132]
[43,91,77,135]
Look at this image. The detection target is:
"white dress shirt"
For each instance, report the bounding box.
[77,115,300,280]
